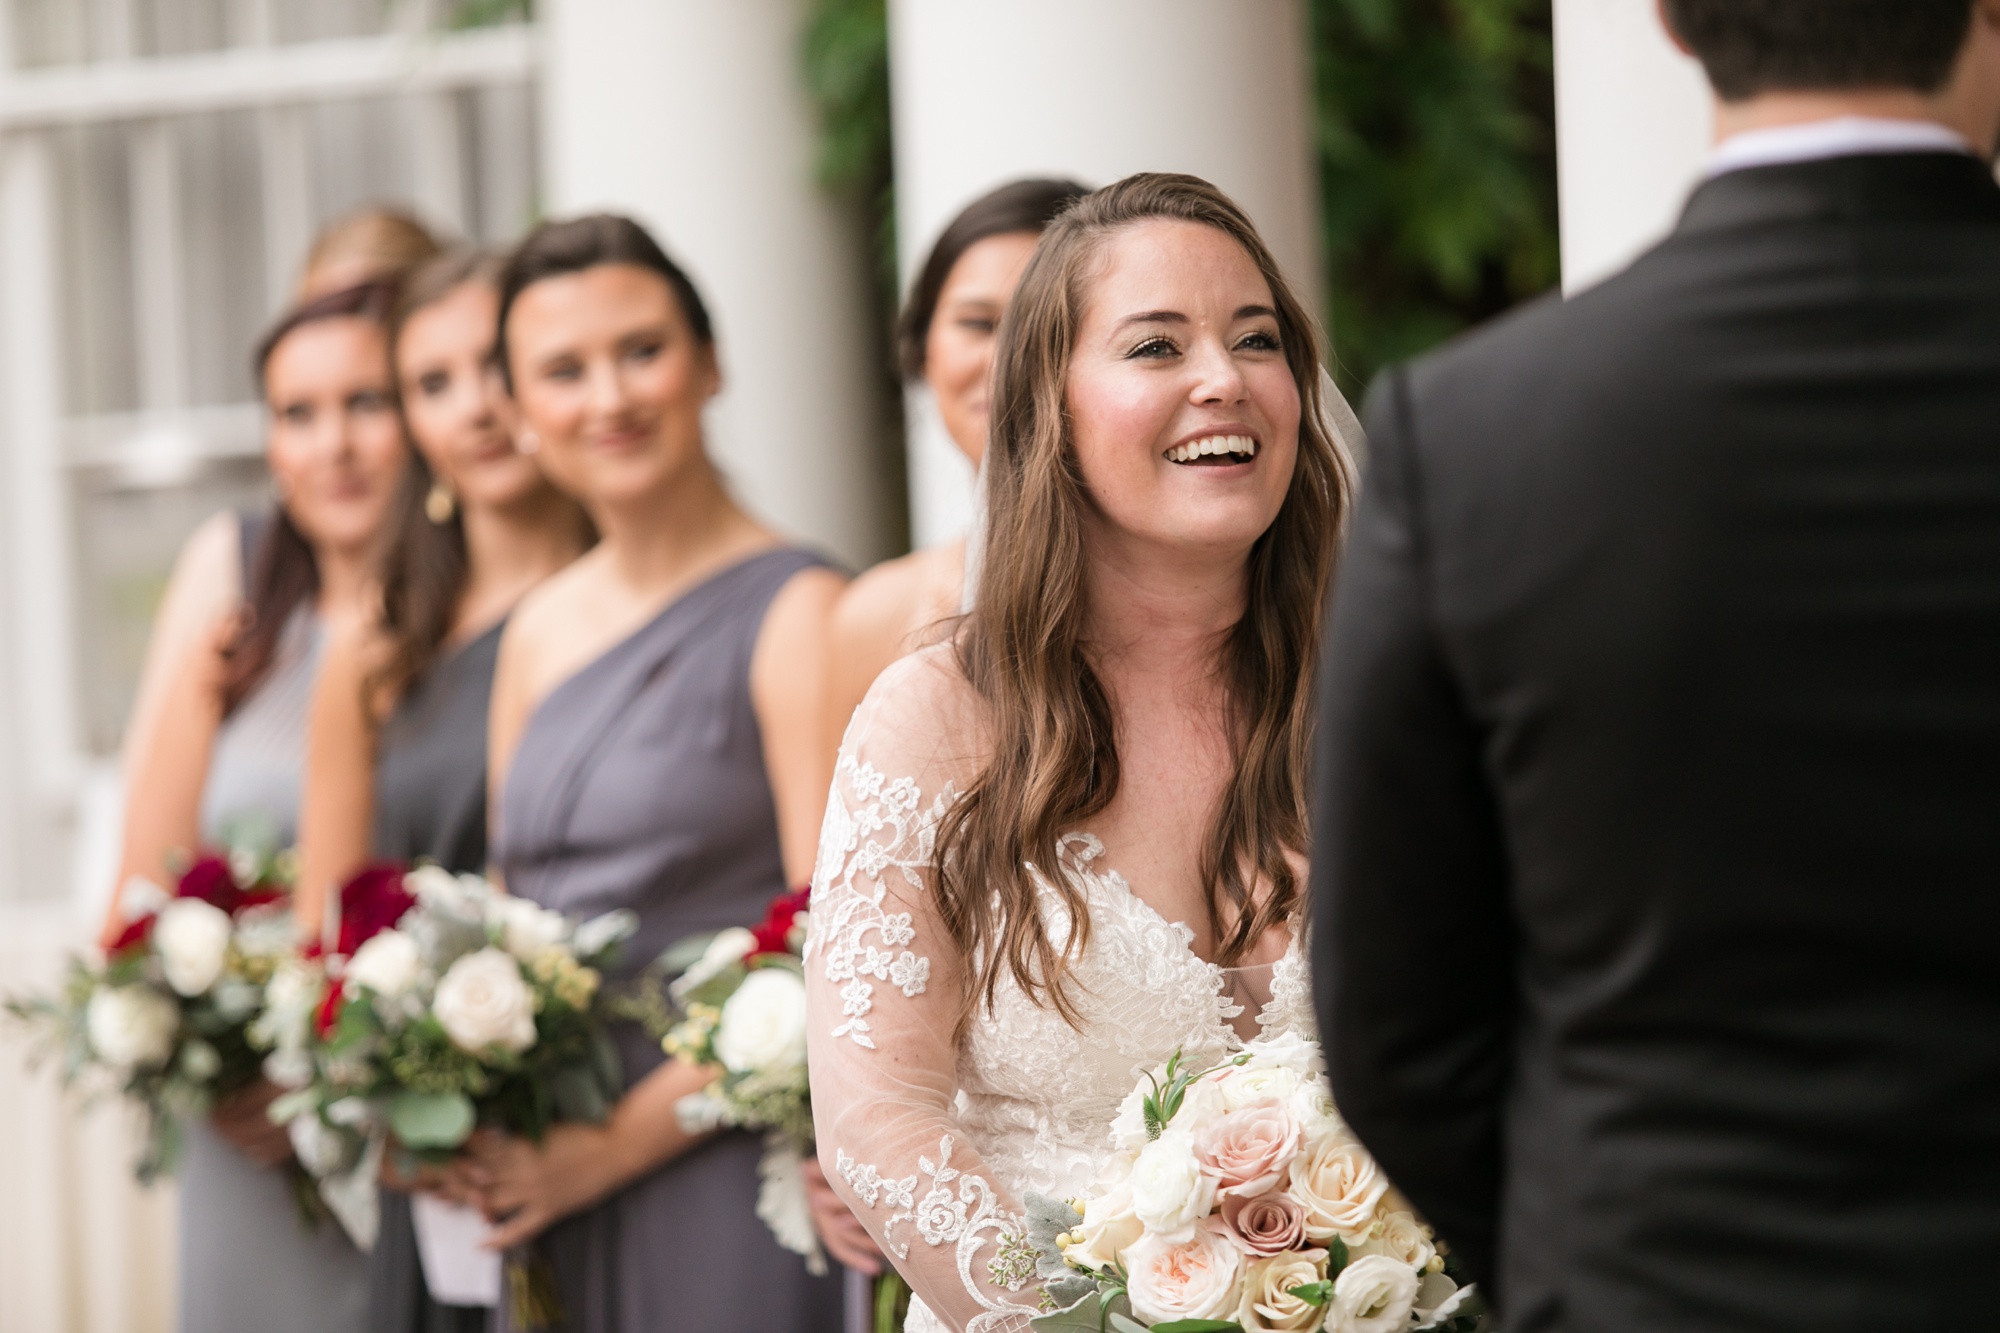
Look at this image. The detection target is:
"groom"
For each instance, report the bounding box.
[1311,2,2000,1329]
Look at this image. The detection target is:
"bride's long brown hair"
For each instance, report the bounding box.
[935,173,1352,1038]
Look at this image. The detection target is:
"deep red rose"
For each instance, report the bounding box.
[337,864,415,956]
[106,912,156,956]
[176,854,250,915]
[316,983,345,1038]
[748,887,812,958]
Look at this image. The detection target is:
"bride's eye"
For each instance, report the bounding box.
[1126,336,1178,360]
[1236,329,1282,353]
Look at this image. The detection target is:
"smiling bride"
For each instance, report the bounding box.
[804,173,1355,1332]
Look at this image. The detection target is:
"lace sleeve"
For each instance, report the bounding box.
[805,654,1039,1333]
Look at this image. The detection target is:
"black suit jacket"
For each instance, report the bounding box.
[1311,152,2000,1332]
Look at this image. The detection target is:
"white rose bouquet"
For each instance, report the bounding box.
[1025,1036,1484,1333]
[5,846,298,1183]
[659,889,825,1271]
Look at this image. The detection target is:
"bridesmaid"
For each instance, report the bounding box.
[822,178,1086,754]
[296,248,592,1333]
[473,214,848,1331]
[99,280,410,1333]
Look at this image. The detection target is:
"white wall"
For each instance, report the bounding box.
[1554,0,1713,292]
[540,0,893,567]
[888,0,1322,546]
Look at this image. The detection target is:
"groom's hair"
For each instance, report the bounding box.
[1664,0,1975,101]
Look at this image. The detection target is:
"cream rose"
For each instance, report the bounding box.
[1288,1135,1388,1244]
[1235,1248,1329,1332]
[345,929,422,1000]
[1127,1128,1217,1241]
[1326,1254,1420,1333]
[1360,1209,1436,1271]
[1242,1030,1322,1078]
[714,967,808,1074]
[153,898,233,996]
[1110,1084,1152,1152]
[433,948,536,1054]
[1219,1062,1304,1114]
[1123,1223,1244,1325]
[1062,1179,1143,1273]
[86,985,178,1070]
[1194,1100,1302,1198]
[1220,1188,1307,1256]
[495,897,568,961]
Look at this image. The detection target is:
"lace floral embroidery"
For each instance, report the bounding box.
[809,757,953,1049]
[836,1136,1028,1302]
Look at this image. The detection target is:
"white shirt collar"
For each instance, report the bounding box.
[1705,116,1973,179]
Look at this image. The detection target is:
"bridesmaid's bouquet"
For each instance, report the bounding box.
[660,888,822,1271]
[5,847,297,1182]
[1025,1034,1482,1333]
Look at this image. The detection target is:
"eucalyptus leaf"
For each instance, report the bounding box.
[1148,1322,1243,1333]
[550,1062,608,1124]
[387,1090,475,1150]
[1029,1293,1109,1333]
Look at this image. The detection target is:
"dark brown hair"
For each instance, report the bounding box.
[935,173,1351,1038]
[222,281,400,716]
[367,248,504,713]
[496,213,714,392]
[897,178,1090,381]
[1664,0,1973,100]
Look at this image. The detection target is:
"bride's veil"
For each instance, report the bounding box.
[958,364,1366,613]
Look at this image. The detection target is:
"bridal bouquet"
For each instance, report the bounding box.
[659,888,823,1271]
[1025,1034,1482,1333]
[5,847,297,1182]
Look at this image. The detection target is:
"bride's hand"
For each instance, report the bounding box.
[209,1078,294,1169]
[467,1125,617,1248]
[803,1156,883,1275]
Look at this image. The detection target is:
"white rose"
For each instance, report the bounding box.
[1359,1210,1435,1272]
[1218,1062,1304,1113]
[288,1115,349,1179]
[86,985,179,1070]
[1127,1128,1217,1242]
[117,875,171,924]
[405,864,464,907]
[672,926,757,1001]
[494,897,568,961]
[1061,1179,1143,1273]
[1326,1254,1420,1333]
[1172,1072,1230,1132]
[1124,1224,1244,1325]
[1241,1030,1323,1079]
[713,967,808,1074]
[153,898,234,996]
[345,929,422,1000]
[433,948,537,1055]
[1236,1248,1330,1332]
[1289,1079,1341,1141]
[1111,1085,1153,1152]
[1288,1134,1389,1245]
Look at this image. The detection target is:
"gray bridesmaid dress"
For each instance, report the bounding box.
[493,547,843,1333]
[368,621,507,1333]
[179,512,369,1333]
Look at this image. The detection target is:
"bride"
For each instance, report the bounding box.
[804,172,1354,1332]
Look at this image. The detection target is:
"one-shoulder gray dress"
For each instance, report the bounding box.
[492,547,842,1333]
[180,514,368,1333]
[368,621,507,1333]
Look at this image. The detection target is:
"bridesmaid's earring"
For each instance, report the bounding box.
[425,480,457,525]
[518,428,540,456]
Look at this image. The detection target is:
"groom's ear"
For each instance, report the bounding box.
[1655,0,1696,58]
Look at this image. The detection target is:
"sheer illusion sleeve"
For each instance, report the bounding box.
[805,653,1040,1333]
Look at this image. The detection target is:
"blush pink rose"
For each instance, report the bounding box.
[1192,1099,1302,1198]
[1220,1189,1307,1257]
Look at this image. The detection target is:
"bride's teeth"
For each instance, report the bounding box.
[1165,435,1257,462]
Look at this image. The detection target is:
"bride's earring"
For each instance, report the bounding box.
[425,480,457,524]
[518,428,540,456]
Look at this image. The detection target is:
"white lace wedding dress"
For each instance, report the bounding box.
[805,650,1315,1333]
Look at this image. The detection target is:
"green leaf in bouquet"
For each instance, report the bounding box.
[1030,1292,1115,1333]
[590,1026,623,1097]
[549,1060,609,1125]
[1023,1192,1084,1279]
[1324,1236,1350,1275]
[1147,1322,1243,1333]
[388,1090,476,1150]
[654,931,720,979]
[1286,1280,1333,1307]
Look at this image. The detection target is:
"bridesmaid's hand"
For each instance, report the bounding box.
[467,1125,617,1248]
[210,1078,294,1170]
[803,1156,883,1275]
[381,1149,484,1210]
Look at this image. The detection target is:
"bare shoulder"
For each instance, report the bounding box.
[493,548,607,688]
[832,544,962,655]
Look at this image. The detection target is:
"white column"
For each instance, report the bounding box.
[538,0,893,568]
[1554,0,1712,292]
[887,0,1321,546]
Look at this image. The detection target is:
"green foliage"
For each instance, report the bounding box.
[441,0,532,29]
[1310,0,1559,395]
